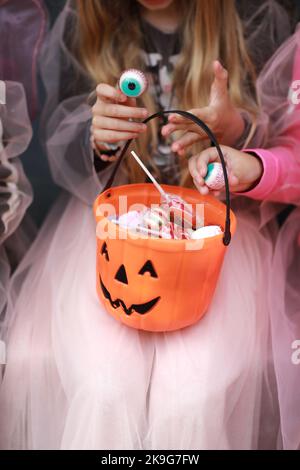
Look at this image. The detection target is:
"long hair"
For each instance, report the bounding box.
[75,0,258,185]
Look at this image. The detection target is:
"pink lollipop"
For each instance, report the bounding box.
[130,151,194,230]
[161,194,193,229]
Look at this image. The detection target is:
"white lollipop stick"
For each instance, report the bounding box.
[130,150,169,200]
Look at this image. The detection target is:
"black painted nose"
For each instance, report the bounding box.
[115,265,128,285]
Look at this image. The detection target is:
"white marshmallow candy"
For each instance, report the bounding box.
[191,225,222,240]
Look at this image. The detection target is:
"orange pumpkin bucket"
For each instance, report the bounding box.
[94,110,237,332]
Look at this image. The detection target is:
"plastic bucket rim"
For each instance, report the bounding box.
[94,183,237,251]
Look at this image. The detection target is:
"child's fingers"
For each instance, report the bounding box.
[177,148,186,157]
[93,128,140,143]
[96,83,127,103]
[172,132,204,153]
[225,157,239,187]
[92,116,147,133]
[99,154,118,162]
[228,172,239,186]
[167,114,188,124]
[188,155,205,185]
[210,61,229,103]
[193,178,210,195]
[168,107,211,125]
[161,123,193,136]
[97,102,148,120]
[190,147,220,180]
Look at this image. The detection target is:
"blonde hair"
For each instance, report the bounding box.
[76,0,258,185]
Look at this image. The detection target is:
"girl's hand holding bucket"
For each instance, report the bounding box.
[189,145,263,195]
[91,83,149,161]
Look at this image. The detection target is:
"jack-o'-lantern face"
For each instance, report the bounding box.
[94,183,235,332]
[98,241,161,316]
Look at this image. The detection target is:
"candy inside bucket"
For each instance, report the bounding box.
[110,201,222,240]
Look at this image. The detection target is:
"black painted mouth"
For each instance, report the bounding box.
[99,276,160,316]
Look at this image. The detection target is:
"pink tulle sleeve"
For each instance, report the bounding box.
[0,82,33,245]
[269,207,300,450]
[0,0,47,120]
[243,28,300,204]
[0,81,33,331]
[39,5,128,206]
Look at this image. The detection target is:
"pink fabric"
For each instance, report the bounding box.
[240,27,300,450]
[0,2,296,451]
[270,208,300,449]
[243,31,300,204]
[0,0,47,120]
[0,81,33,350]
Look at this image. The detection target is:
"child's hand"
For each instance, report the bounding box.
[91,83,148,160]
[161,61,245,156]
[189,145,263,195]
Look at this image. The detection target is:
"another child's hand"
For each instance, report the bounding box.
[91,83,148,160]
[189,145,263,195]
[161,61,245,155]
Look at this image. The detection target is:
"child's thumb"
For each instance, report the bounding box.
[125,97,137,108]
[210,60,229,102]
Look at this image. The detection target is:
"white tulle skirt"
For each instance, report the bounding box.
[269,208,300,450]
[0,194,277,449]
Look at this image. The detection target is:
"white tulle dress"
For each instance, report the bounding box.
[0,1,299,450]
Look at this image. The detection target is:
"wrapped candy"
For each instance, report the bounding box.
[130,151,195,230]
[141,206,169,231]
[161,194,194,229]
[117,210,144,230]
[110,209,221,241]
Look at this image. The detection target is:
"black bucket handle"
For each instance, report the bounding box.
[103,110,232,246]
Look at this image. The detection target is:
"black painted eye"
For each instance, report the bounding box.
[115,264,128,285]
[101,242,109,261]
[139,260,158,278]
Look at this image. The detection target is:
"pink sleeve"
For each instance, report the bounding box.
[241,40,300,204]
[242,142,300,204]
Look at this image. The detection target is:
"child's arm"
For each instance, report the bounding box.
[241,135,300,204]
[189,140,300,205]
[190,34,300,205]
[189,93,300,204]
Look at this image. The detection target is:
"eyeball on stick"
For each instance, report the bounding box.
[119,69,148,98]
[204,162,225,191]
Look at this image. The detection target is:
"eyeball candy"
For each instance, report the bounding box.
[204,162,225,191]
[119,69,148,98]
[190,226,222,240]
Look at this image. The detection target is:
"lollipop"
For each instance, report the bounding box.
[119,69,148,98]
[204,162,225,191]
[160,194,193,229]
[130,151,194,230]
